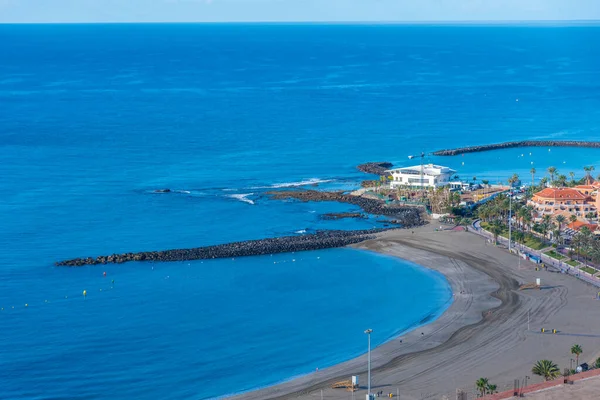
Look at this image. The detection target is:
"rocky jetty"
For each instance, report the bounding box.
[357,162,393,175]
[266,190,424,226]
[321,212,366,220]
[56,229,385,267]
[432,140,600,156]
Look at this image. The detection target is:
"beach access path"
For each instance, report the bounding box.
[230,226,600,400]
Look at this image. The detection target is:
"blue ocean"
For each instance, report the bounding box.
[1,23,600,399]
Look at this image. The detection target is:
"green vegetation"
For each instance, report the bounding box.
[545,250,565,260]
[580,266,597,275]
[571,344,583,366]
[532,360,561,381]
[595,357,600,369]
[480,221,546,249]
[566,259,579,267]
[474,378,497,396]
[475,378,488,397]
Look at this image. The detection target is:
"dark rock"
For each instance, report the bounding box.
[266,190,424,227]
[433,140,600,156]
[55,229,387,267]
[321,212,366,220]
[357,162,393,176]
[154,189,171,193]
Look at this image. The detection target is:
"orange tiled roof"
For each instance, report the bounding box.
[567,220,598,231]
[534,188,587,200]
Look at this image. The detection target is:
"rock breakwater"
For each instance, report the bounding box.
[321,212,366,220]
[432,140,600,156]
[266,190,424,226]
[357,162,393,175]
[55,230,386,267]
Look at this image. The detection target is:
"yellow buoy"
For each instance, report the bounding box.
[25,304,28,307]
[83,290,87,297]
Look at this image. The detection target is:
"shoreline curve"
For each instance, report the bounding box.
[227,226,509,400]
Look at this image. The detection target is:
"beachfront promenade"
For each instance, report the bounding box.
[472,219,600,289]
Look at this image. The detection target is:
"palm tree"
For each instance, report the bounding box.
[475,377,489,397]
[541,214,553,240]
[548,166,558,183]
[486,384,497,394]
[569,171,575,183]
[556,215,566,231]
[539,177,548,189]
[556,174,568,187]
[530,167,536,186]
[570,214,578,224]
[490,221,503,245]
[532,360,561,381]
[552,228,562,246]
[584,166,595,185]
[518,207,530,231]
[571,344,583,366]
[508,173,520,187]
[595,357,600,369]
[572,234,584,263]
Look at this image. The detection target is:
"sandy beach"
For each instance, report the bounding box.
[230,226,600,400]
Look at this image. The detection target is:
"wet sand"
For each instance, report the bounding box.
[230,226,600,400]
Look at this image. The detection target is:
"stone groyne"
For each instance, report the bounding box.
[357,162,393,175]
[266,190,424,226]
[321,212,366,220]
[432,140,600,156]
[56,229,386,267]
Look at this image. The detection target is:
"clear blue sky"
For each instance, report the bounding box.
[1,0,599,23]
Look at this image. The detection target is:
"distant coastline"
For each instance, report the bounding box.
[432,140,600,156]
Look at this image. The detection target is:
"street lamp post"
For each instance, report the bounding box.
[364,329,373,399]
[508,192,512,252]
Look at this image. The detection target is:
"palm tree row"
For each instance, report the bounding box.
[530,165,599,188]
[571,227,600,265]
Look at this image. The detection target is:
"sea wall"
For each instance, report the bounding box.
[55,229,385,267]
[432,140,600,156]
[266,190,424,226]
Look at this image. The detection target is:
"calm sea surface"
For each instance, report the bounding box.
[1,23,599,399]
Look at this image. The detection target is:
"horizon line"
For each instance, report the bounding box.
[1,19,600,25]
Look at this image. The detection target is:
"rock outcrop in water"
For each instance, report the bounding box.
[357,162,393,175]
[432,140,600,156]
[266,190,424,226]
[55,229,385,267]
[321,212,366,220]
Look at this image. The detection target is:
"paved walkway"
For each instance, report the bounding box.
[482,368,600,399]
[472,219,600,289]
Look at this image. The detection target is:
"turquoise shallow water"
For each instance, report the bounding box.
[1,23,600,399]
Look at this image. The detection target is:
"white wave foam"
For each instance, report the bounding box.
[174,190,191,194]
[295,229,307,234]
[251,178,333,189]
[227,193,255,205]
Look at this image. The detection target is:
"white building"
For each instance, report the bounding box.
[387,164,456,189]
